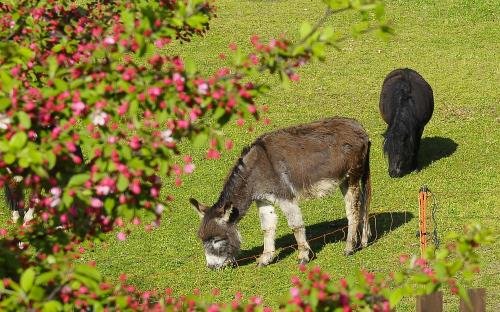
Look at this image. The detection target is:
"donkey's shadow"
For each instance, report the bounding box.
[418,136,458,170]
[238,212,414,266]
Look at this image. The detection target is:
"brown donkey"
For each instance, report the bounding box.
[190,117,371,269]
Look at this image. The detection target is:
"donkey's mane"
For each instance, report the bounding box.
[212,139,266,209]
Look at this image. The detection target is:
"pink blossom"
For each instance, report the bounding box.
[177,120,189,129]
[90,198,103,208]
[236,118,245,127]
[91,110,108,126]
[155,204,165,215]
[129,136,141,150]
[118,102,129,115]
[71,101,86,115]
[96,185,111,195]
[50,187,62,197]
[207,304,219,312]
[225,139,234,150]
[160,129,174,143]
[0,113,12,130]
[103,36,115,45]
[0,228,7,236]
[148,87,162,98]
[131,180,141,194]
[206,149,221,160]
[184,163,195,174]
[197,82,208,95]
[290,287,300,297]
[172,73,185,84]
[60,214,68,224]
[117,232,127,241]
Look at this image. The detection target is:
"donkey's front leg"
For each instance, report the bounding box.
[256,201,278,266]
[279,200,311,265]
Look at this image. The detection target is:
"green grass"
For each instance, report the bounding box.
[3,0,499,310]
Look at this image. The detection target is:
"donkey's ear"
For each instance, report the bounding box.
[190,198,207,218]
[221,204,239,224]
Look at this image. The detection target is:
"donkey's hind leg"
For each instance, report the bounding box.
[278,199,311,265]
[256,200,278,266]
[361,200,371,248]
[340,181,361,255]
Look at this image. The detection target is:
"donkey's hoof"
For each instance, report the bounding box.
[256,254,274,267]
[298,258,309,266]
[344,249,355,256]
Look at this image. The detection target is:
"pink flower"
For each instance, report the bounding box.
[96,185,110,195]
[148,87,161,98]
[155,204,165,215]
[91,110,108,126]
[129,136,141,150]
[197,83,208,95]
[177,120,189,129]
[60,214,68,224]
[0,228,7,236]
[236,118,245,127]
[117,232,127,241]
[160,129,174,143]
[290,287,300,297]
[90,198,103,208]
[118,102,129,115]
[71,101,86,115]
[206,149,221,160]
[103,36,115,45]
[184,163,195,174]
[50,187,62,197]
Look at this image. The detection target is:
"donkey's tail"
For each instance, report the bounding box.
[360,140,372,241]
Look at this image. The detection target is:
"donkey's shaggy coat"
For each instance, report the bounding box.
[191,117,371,269]
[380,68,434,177]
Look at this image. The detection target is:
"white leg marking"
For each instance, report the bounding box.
[23,207,35,224]
[341,184,361,255]
[12,210,20,223]
[257,201,277,266]
[278,199,310,262]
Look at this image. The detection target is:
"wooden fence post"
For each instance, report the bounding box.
[459,288,486,312]
[418,186,429,256]
[416,292,443,312]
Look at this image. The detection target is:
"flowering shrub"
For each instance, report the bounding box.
[0,223,489,311]
[0,0,391,309]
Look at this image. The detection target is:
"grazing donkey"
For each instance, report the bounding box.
[379,68,434,178]
[190,117,372,269]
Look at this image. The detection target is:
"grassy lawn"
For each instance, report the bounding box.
[2,0,499,310]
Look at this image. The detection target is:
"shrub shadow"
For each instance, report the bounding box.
[237,212,414,266]
[418,136,458,170]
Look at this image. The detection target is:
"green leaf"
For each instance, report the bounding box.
[35,272,58,286]
[47,56,58,79]
[104,197,115,215]
[299,22,312,39]
[17,111,31,129]
[3,153,16,164]
[20,267,35,292]
[28,285,45,301]
[74,264,102,283]
[192,132,208,148]
[389,288,404,307]
[42,300,63,312]
[117,174,129,192]
[9,131,27,150]
[54,79,68,92]
[67,173,90,187]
